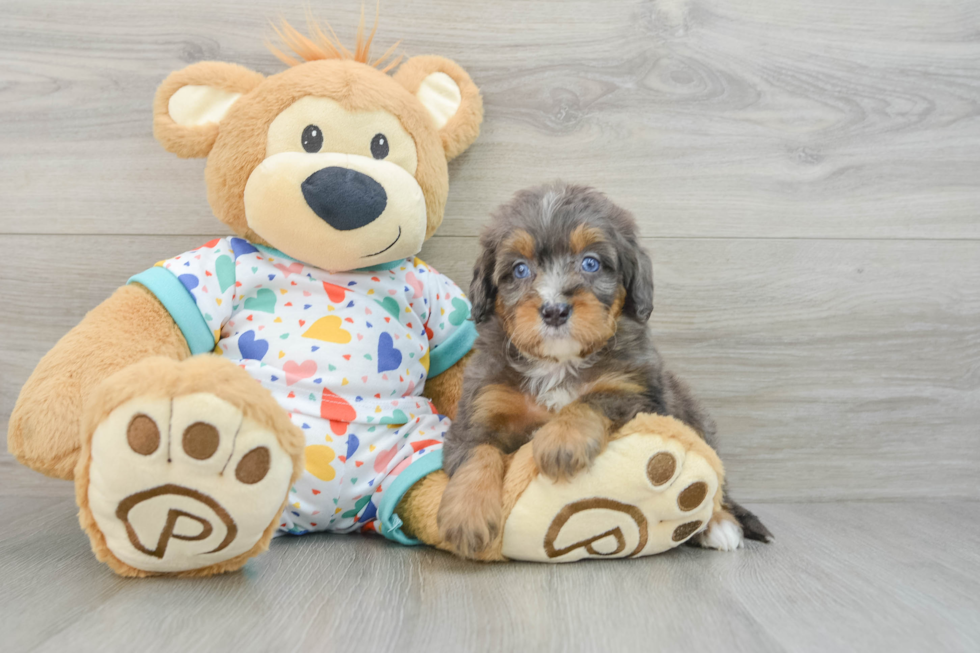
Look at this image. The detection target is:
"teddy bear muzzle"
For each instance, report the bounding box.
[243,150,427,271]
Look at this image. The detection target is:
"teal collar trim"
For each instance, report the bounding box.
[353,258,411,273]
[253,244,411,274]
[377,450,444,546]
[253,244,297,263]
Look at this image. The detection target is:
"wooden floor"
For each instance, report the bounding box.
[2,487,978,653]
[1,1,979,651]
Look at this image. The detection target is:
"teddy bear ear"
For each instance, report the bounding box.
[153,62,265,158]
[394,56,484,161]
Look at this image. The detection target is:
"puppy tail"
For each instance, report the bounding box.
[726,498,774,543]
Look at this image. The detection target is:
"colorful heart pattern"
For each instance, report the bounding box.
[373,444,400,473]
[274,261,304,278]
[215,255,236,292]
[283,359,317,386]
[303,316,351,343]
[449,296,471,326]
[375,296,400,319]
[322,281,347,303]
[405,271,424,298]
[244,288,277,313]
[377,332,403,373]
[153,238,472,535]
[238,330,268,361]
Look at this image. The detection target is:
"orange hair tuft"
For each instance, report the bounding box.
[267,5,403,74]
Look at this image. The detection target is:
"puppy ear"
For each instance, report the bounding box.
[622,241,654,322]
[394,56,483,161]
[469,243,498,324]
[153,62,265,158]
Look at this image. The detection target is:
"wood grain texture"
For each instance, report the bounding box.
[2,235,977,501]
[1,0,979,238]
[1,494,978,653]
[2,1,980,649]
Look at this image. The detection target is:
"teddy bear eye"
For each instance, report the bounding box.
[370,133,389,160]
[302,125,322,153]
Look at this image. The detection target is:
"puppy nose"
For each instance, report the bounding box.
[540,302,572,327]
[301,167,387,231]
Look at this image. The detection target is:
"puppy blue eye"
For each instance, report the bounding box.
[581,256,601,273]
[513,262,530,279]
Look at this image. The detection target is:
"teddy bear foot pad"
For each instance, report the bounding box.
[501,415,722,562]
[82,392,294,575]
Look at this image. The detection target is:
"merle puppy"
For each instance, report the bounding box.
[438,182,771,558]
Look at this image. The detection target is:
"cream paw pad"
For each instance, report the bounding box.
[501,414,723,562]
[79,389,296,575]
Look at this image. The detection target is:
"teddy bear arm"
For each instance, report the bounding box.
[420,351,472,420]
[7,283,190,480]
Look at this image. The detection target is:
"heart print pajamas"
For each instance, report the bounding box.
[129,237,475,542]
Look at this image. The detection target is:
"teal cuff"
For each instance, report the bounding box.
[428,320,476,378]
[129,267,215,356]
[377,450,444,546]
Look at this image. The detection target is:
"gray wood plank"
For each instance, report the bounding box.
[2,0,979,238]
[2,1,979,649]
[1,494,977,653]
[2,234,978,502]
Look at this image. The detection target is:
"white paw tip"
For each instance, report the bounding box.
[699,518,744,552]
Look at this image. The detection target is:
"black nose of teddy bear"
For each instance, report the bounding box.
[301,167,388,231]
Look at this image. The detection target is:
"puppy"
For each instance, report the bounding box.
[438,182,772,558]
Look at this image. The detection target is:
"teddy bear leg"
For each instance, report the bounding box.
[8,284,191,480]
[394,413,727,563]
[76,355,304,577]
[394,470,451,550]
[494,413,726,562]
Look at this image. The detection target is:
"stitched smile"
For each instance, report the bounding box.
[362,226,401,258]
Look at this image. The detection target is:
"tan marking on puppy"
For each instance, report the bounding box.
[567,286,625,356]
[583,372,645,396]
[503,229,535,260]
[472,384,554,435]
[569,224,606,254]
[497,294,545,357]
[532,403,611,481]
[437,444,506,558]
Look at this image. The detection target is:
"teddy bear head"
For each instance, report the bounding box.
[153,19,482,272]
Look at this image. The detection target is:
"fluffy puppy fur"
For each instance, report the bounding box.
[438,182,772,558]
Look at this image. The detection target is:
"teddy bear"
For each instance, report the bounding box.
[6,17,726,576]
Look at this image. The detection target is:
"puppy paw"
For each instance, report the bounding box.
[437,488,502,558]
[695,512,744,551]
[532,408,607,481]
[437,444,505,559]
